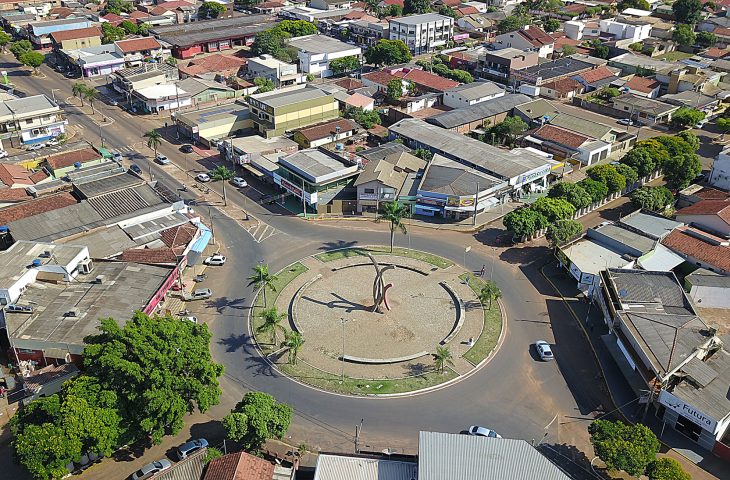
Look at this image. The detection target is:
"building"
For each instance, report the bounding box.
[354,151,425,213]
[28,17,93,49]
[247,55,304,88]
[427,93,530,134]
[348,17,389,46]
[511,56,599,87]
[178,53,246,80]
[599,17,652,41]
[111,63,180,105]
[457,14,497,40]
[0,95,67,149]
[493,25,555,59]
[43,147,104,177]
[572,65,620,92]
[362,67,459,94]
[150,15,275,59]
[62,44,125,78]
[442,81,504,109]
[288,34,362,78]
[247,85,339,138]
[229,134,298,169]
[662,225,730,274]
[661,91,719,114]
[388,13,454,54]
[204,451,294,480]
[292,117,359,148]
[623,76,661,98]
[684,268,730,309]
[477,47,539,83]
[175,101,252,146]
[49,26,101,50]
[177,77,239,106]
[115,37,166,67]
[313,454,418,480]
[524,124,610,165]
[709,145,730,191]
[611,93,678,125]
[675,199,730,237]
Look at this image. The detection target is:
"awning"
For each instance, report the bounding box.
[243,163,265,177]
[523,135,544,145]
[637,244,685,272]
[190,227,212,253]
[416,204,442,212]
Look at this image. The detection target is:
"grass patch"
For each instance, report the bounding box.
[315,246,453,269]
[459,273,503,366]
[659,51,693,62]
[279,360,457,395]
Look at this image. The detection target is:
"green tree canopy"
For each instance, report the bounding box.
[672,24,696,46]
[590,41,609,59]
[634,138,670,167]
[586,164,627,194]
[543,18,561,33]
[0,31,11,49]
[630,186,674,211]
[83,313,224,444]
[9,40,33,60]
[120,19,138,35]
[717,117,730,137]
[19,51,44,71]
[329,55,360,74]
[438,5,458,18]
[620,147,657,177]
[561,44,577,56]
[619,0,650,9]
[253,77,275,93]
[697,31,717,47]
[547,219,583,247]
[198,1,226,18]
[365,39,412,66]
[577,178,609,203]
[497,15,532,34]
[105,0,133,14]
[504,207,549,238]
[548,182,592,210]
[101,22,125,43]
[672,0,703,24]
[676,130,700,151]
[613,163,638,186]
[345,107,381,128]
[386,78,403,103]
[654,135,695,157]
[486,115,528,146]
[532,196,576,223]
[223,392,293,450]
[670,107,705,129]
[589,420,660,476]
[404,0,430,14]
[663,153,701,189]
[378,201,409,252]
[433,346,454,373]
[647,457,691,480]
[478,280,502,309]
[413,148,432,161]
[275,20,318,37]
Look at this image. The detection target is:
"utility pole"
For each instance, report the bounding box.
[339,317,346,384]
[354,418,364,453]
[301,177,307,219]
[473,181,479,226]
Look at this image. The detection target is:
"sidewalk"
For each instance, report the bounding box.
[540,262,729,480]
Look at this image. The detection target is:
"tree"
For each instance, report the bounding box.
[204,448,224,465]
[12,422,81,480]
[274,20,318,37]
[548,182,592,210]
[504,207,549,239]
[384,4,403,16]
[378,201,409,252]
[101,22,125,44]
[19,51,44,73]
[532,196,576,223]
[438,5,458,18]
[413,148,432,161]
[280,330,304,365]
[0,31,11,52]
[672,24,696,47]
[591,41,609,59]
[404,0,430,14]
[251,29,290,60]
[677,130,700,151]
[386,78,403,103]
[671,107,705,129]
[647,458,691,480]
[547,219,583,247]
[248,263,277,308]
[697,31,717,47]
[589,420,660,476]
[209,165,235,206]
[253,77,275,94]
[614,163,638,187]
[9,40,33,60]
[198,1,226,19]
[635,138,670,168]
[618,0,650,9]
[586,164,626,194]
[672,0,703,24]
[257,307,286,344]
[83,314,223,444]
[630,186,674,210]
[433,346,454,374]
[663,152,701,189]
[543,18,561,33]
[83,87,98,115]
[223,392,292,450]
[620,147,656,177]
[577,178,609,203]
[165,56,177,66]
[655,135,695,157]
[478,280,502,309]
[105,0,133,14]
[629,41,643,52]
[365,39,412,66]
[72,82,88,106]
[717,116,730,140]
[561,44,577,56]
[120,19,138,35]
[487,115,527,146]
[143,130,162,159]
[329,55,360,75]
[497,15,532,34]
[345,107,381,128]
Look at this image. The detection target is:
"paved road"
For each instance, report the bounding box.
[0,59,639,479]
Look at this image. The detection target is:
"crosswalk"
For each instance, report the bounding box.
[243,221,278,244]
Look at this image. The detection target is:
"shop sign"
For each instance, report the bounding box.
[510,164,552,186]
[360,193,378,200]
[280,178,302,197]
[659,390,718,433]
[569,262,582,282]
[418,197,446,206]
[447,196,475,207]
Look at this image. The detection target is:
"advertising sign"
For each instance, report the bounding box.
[447,196,475,207]
[659,390,718,433]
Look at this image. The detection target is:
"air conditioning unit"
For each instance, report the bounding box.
[40,250,52,258]
[78,258,93,274]
[64,307,80,318]
[95,274,106,284]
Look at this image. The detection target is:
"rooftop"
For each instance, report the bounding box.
[589,223,657,255]
[0,192,78,225]
[288,34,361,54]
[357,142,411,162]
[204,451,283,480]
[314,454,417,480]
[674,347,730,422]
[231,134,298,154]
[606,268,696,315]
[675,199,730,224]
[563,237,632,276]
[513,57,594,82]
[662,226,730,273]
[0,95,58,118]
[45,147,101,171]
[134,84,190,100]
[178,53,246,77]
[50,26,101,43]
[513,98,559,120]
[114,36,161,53]
[294,117,359,142]
[445,81,504,100]
[618,209,682,240]
[427,94,530,129]
[176,102,250,127]
[354,159,406,189]
[393,68,459,92]
[419,154,503,195]
[612,93,678,115]
[686,268,730,288]
[625,75,661,93]
[531,124,589,149]
[150,15,275,47]
[390,13,453,25]
[250,84,333,108]
[278,149,358,184]
[548,112,613,140]
[484,47,532,60]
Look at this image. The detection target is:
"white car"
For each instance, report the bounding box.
[231,176,247,188]
[155,154,171,165]
[181,315,198,323]
[535,340,554,361]
[112,151,123,162]
[196,173,211,183]
[190,288,212,300]
[25,143,45,151]
[467,426,502,438]
[617,118,634,126]
[204,254,226,266]
[0,150,8,159]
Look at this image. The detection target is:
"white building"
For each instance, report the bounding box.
[709,145,730,191]
[0,95,67,149]
[599,18,652,42]
[247,55,304,87]
[288,34,362,78]
[388,13,454,55]
[131,84,193,114]
[563,20,601,40]
[442,81,505,109]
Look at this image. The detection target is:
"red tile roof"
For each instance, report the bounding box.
[675,199,730,224]
[563,3,586,13]
[519,26,554,47]
[335,78,364,91]
[160,223,198,253]
[577,66,615,83]
[203,451,274,480]
[0,164,45,187]
[257,1,286,7]
[295,118,359,142]
[0,192,77,225]
[625,75,660,93]
[178,54,246,77]
[50,26,102,43]
[362,70,398,86]
[552,36,581,50]
[714,26,730,37]
[532,124,589,148]
[458,6,479,15]
[542,77,581,94]
[45,148,101,171]
[115,36,161,53]
[346,92,375,108]
[379,0,403,5]
[49,6,75,17]
[156,0,196,9]
[696,187,730,200]
[662,226,730,272]
[0,188,31,203]
[394,68,460,92]
[128,10,151,20]
[702,47,730,59]
[102,12,124,24]
[343,10,369,19]
[121,247,178,264]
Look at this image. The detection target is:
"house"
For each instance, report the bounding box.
[344,92,375,111]
[611,93,678,125]
[131,83,193,114]
[493,25,554,59]
[442,81,504,109]
[309,0,351,9]
[684,268,730,309]
[253,1,288,14]
[27,17,93,50]
[50,26,101,50]
[563,19,601,40]
[247,54,304,87]
[288,34,362,78]
[524,124,611,165]
[0,95,67,149]
[513,98,559,126]
[539,77,582,100]
[388,13,454,54]
[178,53,246,80]
[663,226,730,275]
[44,147,104,177]
[572,65,620,92]
[111,63,180,102]
[657,65,724,95]
[203,451,294,480]
[247,85,339,138]
[709,145,730,191]
[292,117,359,148]
[115,37,165,67]
[362,67,459,94]
[674,199,730,237]
[62,44,125,78]
[177,77,239,106]
[623,76,661,98]
[348,17,389,46]
[427,93,530,133]
[457,14,497,40]
[175,100,252,146]
[0,164,48,189]
[599,17,652,41]
[477,47,539,83]
[661,90,719,113]
[511,56,599,87]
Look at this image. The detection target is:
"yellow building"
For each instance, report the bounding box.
[50,26,102,51]
[248,85,339,138]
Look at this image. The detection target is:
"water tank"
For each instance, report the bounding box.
[0,225,8,233]
[31,259,42,267]
[73,162,81,169]
[335,143,344,151]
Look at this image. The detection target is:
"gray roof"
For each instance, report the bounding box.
[660,91,718,109]
[674,347,730,421]
[288,34,359,54]
[514,98,559,121]
[357,142,411,162]
[0,94,56,118]
[279,149,356,184]
[55,225,140,259]
[548,113,613,140]
[313,454,418,480]
[589,223,656,255]
[446,81,504,100]
[176,101,249,127]
[420,154,502,195]
[514,57,594,82]
[150,15,275,47]
[612,93,678,115]
[606,269,696,316]
[353,159,406,189]
[427,94,530,129]
[122,212,190,242]
[8,202,104,242]
[156,448,206,480]
[0,241,86,286]
[251,85,333,109]
[618,210,682,240]
[389,119,551,180]
[177,77,233,97]
[86,185,165,219]
[390,13,453,25]
[418,431,572,480]
[686,268,730,288]
[74,171,144,198]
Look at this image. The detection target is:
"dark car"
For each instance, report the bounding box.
[129,164,142,174]
[180,144,194,153]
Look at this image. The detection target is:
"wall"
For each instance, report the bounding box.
[709,155,730,191]
[688,285,730,309]
[60,36,101,50]
[675,214,730,237]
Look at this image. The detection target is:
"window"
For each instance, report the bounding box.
[25,119,33,125]
[365,188,375,194]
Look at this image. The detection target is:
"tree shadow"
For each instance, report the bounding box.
[472,227,513,248]
[537,443,608,479]
[241,339,279,377]
[112,438,152,462]
[404,362,432,376]
[205,296,248,313]
[217,332,248,353]
[300,293,368,313]
[499,244,552,267]
[318,240,360,251]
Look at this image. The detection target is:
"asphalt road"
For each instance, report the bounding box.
[2,58,617,477]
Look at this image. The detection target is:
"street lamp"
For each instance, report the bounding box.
[339,317,348,384]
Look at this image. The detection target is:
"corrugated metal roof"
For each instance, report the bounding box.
[313,454,418,480]
[418,432,572,480]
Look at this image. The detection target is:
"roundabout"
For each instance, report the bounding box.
[249,247,504,396]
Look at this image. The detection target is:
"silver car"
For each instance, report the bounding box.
[190,288,212,300]
[155,154,171,165]
[175,438,208,460]
[535,340,554,361]
[131,459,172,480]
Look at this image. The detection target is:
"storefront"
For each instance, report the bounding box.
[658,390,723,451]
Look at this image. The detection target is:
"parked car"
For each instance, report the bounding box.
[175,439,208,460]
[180,144,194,153]
[0,150,8,159]
[535,340,554,361]
[695,119,708,129]
[25,143,45,151]
[131,459,172,480]
[6,304,34,313]
[112,151,123,162]
[155,154,170,165]
[467,426,502,438]
[129,164,142,174]
[617,118,634,126]
[204,254,226,266]
[46,138,61,147]
[196,173,211,182]
[190,288,212,300]
[231,177,247,188]
[109,99,118,107]
[181,315,198,323]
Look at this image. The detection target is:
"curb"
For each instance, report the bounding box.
[301,214,496,234]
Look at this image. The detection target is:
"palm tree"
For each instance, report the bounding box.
[72,82,86,107]
[433,346,454,374]
[280,330,305,365]
[144,130,162,159]
[210,165,235,206]
[83,87,98,115]
[478,280,502,310]
[247,263,277,308]
[377,201,409,253]
[257,306,286,344]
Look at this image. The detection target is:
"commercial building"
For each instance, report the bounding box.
[229,135,298,169]
[49,26,101,50]
[0,95,67,148]
[175,101,252,147]
[288,34,362,78]
[115,37,166,67]
[442,81,505,109]
[354,151,425,214]
[247,85,339,138]
[27,17,93,50]
[388,13,454,54]
[247,55,304,88]
[131,83,193,114]
[178,53,246,81]
[524,124,611,165]
[478,47,539,83]
[43,146,104,177]
[62,44,125,78]
[427,93,530,134]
